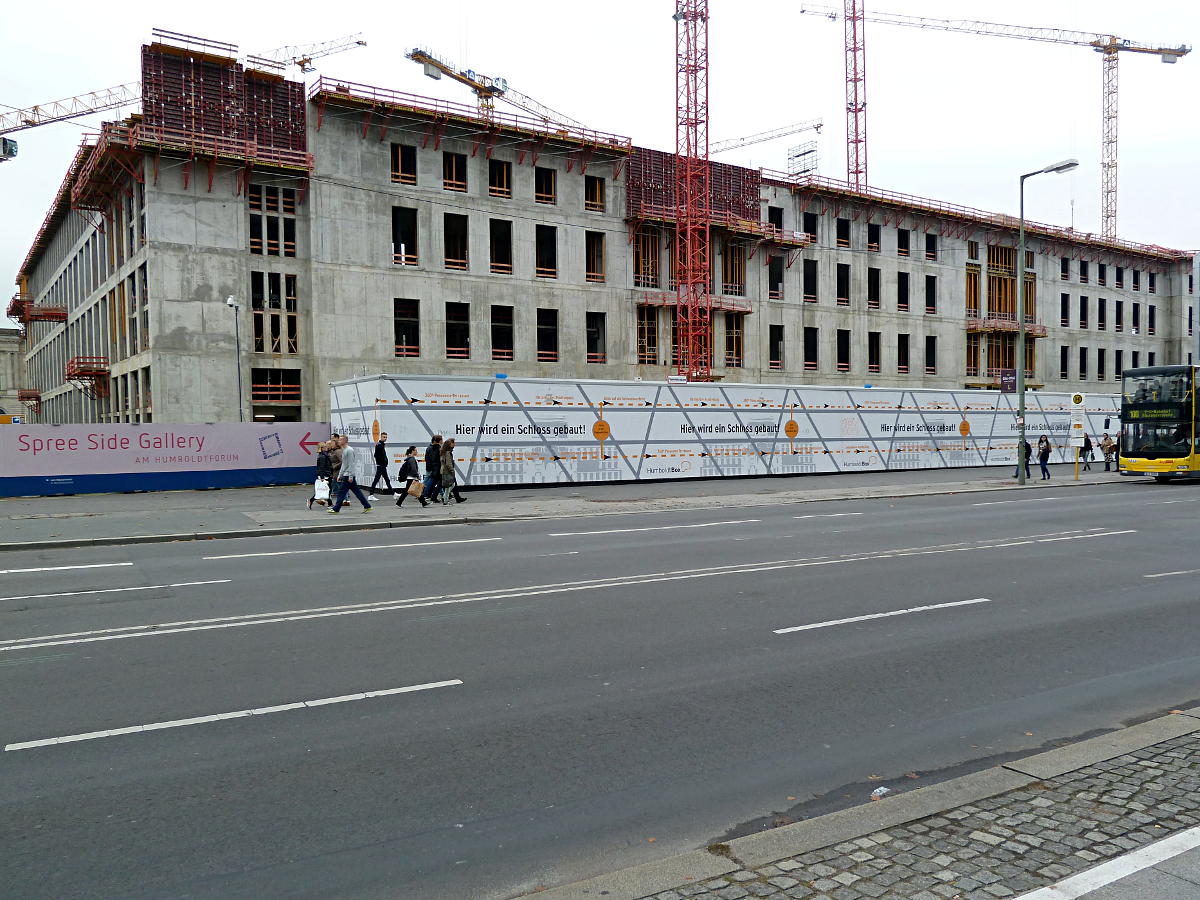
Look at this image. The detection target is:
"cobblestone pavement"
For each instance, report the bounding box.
[645,732,1200,900]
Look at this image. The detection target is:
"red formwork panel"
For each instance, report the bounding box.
[141,44,307,153]
[627,147,759,221]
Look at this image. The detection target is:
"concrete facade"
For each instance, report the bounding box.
[0,327,22,416]
[12,87,1195,425]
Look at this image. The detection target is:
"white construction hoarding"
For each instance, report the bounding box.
[330,376,1120,486]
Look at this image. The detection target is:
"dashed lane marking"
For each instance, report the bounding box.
[5,679,464,752]
[774,598,992,635]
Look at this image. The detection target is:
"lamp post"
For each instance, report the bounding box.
[1017,158,1078,484]
[226,296,244,422]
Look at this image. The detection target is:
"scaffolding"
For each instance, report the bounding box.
[17,390,41,417]
[65,356,111,399]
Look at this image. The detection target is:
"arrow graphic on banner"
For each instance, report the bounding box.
[299,432,320,455]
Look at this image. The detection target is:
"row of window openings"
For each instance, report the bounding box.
[1059,258,1155,293]
[820,263,939,312]
[249,185,298,258]
[632,312,938,375]
[394,301,607,364]
[392,211,605,281]
[1057,295,1155,334]
[828,218,939,260]
[390,145,607,211]
[1059,347,1154,382]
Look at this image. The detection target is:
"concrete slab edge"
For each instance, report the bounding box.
[1001,714,1200,780]
[523,849,737,900]
[519,712,1200,899]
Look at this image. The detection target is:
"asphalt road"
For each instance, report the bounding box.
[2,477,1199,899]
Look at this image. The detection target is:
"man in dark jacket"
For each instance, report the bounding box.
[1012,439,1032,479]
[419,434,442,507]
[369,432,392,500]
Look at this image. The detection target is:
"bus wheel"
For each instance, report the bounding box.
[1154,475,1174,484]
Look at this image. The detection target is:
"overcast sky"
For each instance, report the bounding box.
[3,0,1196,314]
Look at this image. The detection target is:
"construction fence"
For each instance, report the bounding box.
[330,375,1120,486]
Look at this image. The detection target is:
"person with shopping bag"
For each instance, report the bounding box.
[395,445,422,508]
[307,441,333,510]
[438,437,467,505]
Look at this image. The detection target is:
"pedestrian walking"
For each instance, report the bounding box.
[439,437,467,504]
[328,434,343,486]
[1013,439,1032,479]
[329,435,372,513]
[1081,433,1093,471]
[1100,432,1116,471]
[307,440,333,509]
[1037,434,1052,480]
[419,434,443,505]
[369,431,392,500]
[395,445,422,508]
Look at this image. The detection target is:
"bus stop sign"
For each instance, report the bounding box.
[1070,393,1086,446]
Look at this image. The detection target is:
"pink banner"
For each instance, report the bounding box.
[1,423,327,477]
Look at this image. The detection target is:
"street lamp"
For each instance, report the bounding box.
[226,296,244,422]
[1017,158,1078,484]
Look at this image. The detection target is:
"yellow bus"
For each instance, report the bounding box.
[1120,365,1198,482]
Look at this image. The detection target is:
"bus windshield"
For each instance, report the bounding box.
[1122,369,1192,405]
[1122,422,1197,459]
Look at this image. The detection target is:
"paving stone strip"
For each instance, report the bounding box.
[644,734,1200,900]
[585,722,1200,900]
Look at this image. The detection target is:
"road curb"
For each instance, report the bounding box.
[519,713,1191,899]
[0,516,525,552]
[0,476,1129,553]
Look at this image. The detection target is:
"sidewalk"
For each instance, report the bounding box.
[525,709,1200,900]
[0,465,1134,551]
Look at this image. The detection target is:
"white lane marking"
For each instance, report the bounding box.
[1036,530,1136,542]
[1019,823,1200,899]
[4,679,463,752]
[549,519,760,537]
[973,497,1064,506]
[204,537,501,560]
[792,513,865,519]
[1155,498,1200,504]
[0,562,133,576]
[774,598,992,635]
[0,580,230,604]
[1144,568,1200,579]
[0,528,1136,653]
[535,551,581,558]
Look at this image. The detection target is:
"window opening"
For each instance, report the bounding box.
[491,305,514,361]
[586,312,607,363]
[535,225,557,278]
[535,167,556,204]
[585,175,606,212]
[392,207,418,265]
[391,144,417,184]
[394,299,419,357]
[537,308,559,362]
[585,232,606,283]
[769,324,784,370]
[443,213,469,270]
[443,152,467,192]
[897,333,910,373]
[836,329,851,372]
[490,219,513,274]
[867,331,881,373]
[489,159,512,198]
[637,306,659,365]
[803,258,818,302]
[445,301,470,358]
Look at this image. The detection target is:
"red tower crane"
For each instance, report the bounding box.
[674,0,712,381]
[798,5,1190,238]
[843,0,867,189]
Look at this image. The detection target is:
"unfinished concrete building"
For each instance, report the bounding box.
[10,33,1195,424]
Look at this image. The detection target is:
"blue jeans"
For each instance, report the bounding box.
[420,473,440,501]
[332,476,370,510]
[1014,462,1030,478]
[1039,459,1050,479]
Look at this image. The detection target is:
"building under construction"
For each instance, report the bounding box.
[10,33,1195,424]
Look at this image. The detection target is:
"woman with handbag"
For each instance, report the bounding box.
[396,445,423,508]
[307,441,333,509]
[438,437,467,504]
